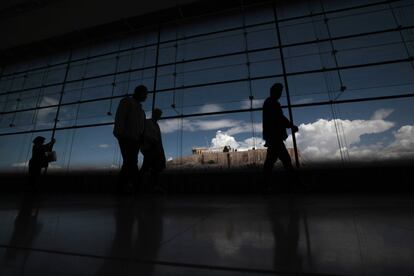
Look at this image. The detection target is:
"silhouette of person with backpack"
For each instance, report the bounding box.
[113,85,148,193]
[262,83,298,190]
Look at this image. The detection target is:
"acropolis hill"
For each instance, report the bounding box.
[167,147,301,169]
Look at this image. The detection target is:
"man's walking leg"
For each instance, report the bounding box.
[117,138,138,193]
[279,143,303,191]
[263,146,279,191]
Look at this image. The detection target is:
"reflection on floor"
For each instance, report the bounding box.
[0,193,413,275]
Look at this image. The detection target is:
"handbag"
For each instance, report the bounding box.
[45,151,57,162]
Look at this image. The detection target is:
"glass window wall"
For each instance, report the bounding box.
[0,0,413,172]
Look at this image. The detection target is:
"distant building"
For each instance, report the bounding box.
[192,147,210,155]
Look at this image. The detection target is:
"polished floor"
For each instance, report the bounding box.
[0,193,413,275]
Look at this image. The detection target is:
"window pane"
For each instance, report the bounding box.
[246,23,278,50]
[38,86,62,108]
[392,0,414,27]
[84,55,117,78]
[0,76,14,94]
[25,69,45,89]
[288,71,342,104]
[53,125,119,171]
[45,65,67,85]
[57,101,112,127]
[279,16,329,45]
[34,107,58,130]
[289,105,343,165]
[291,97,414,165]
[339,62,414,100]
[0,114,15,134]
[284,42,335,73]
[276,0,322,20]
[159,30,246,65]
[328,5,395,37]
[155,82,250,117]
[249,49,282,78]
[0,132,51,173]
[160,112,259,165]
[335,32,409,67]
[160,10,242,41]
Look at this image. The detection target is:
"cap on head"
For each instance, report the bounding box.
[133,85,148,101]
[270,83,283,99]
[152,108,162,120]
[33,136,46,144]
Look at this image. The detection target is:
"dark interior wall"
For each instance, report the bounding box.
[0,0,197,51]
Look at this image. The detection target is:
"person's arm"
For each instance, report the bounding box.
[44,138,56,151]
[147,121,160,144]
[138,108,146,139]
[154,122,162,144]
[282,116,299,133]
[277,106,299,132]
[262,100,271,140]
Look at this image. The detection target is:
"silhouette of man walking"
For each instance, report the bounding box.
[263,83,298,188]
[113,85,148,193]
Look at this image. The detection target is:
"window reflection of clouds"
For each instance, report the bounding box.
[289,99,414,164]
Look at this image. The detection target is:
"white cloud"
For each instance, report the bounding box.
[226,122,262,136]
[36,97,60,122]
[165,108,414,163]
[159,118,261,135]
[158,119,182,134]
[11,161,28,168]
[293,98,314,105]
[283,108,414,161]
[11,161,61,170]
[371,108,394,120]
[195,119,240,131]
[285,116,395,160]
[385,125,414,159]
[48,164,62,169]
[41,96,59,106]
[240,99,265,109]
[98,144,110,148]
[208,131,265,151]
[240,137,266,150]
[198,103,223,113]
[211,131,240,149]
[392,125,414,149]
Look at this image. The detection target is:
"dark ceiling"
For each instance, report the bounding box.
[0,0,271,66]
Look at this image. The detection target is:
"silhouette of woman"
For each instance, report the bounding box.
[141,108,166,192]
